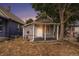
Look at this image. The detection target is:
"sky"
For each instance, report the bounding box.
[0,3,37,21]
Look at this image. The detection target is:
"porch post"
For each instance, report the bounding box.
[32,23,35,41]
[56,25,59,40]
[23,26,25,39]
[44,24,46,40]
[53,24,55,37]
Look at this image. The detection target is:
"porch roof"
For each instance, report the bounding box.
[24,22,60,27]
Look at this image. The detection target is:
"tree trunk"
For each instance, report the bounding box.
[59,11,64,40]
[59,23,64,40]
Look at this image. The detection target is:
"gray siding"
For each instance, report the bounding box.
[23,25,33,40]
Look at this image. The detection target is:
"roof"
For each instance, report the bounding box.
[24,12,58,27]
[35,15,53,23]
[0,7,24,24]
[25,14,53,24]
[24,16,60,27]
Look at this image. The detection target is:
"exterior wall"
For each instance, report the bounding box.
[0,18,6,37]
[23,25,33,40]
[35,25,54,38]
[74,27,79,33]
[46,25,54,38]
[0,17,23,39]
[35,25,43,38]
[6,20,23,38]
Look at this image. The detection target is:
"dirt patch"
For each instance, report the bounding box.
[0,38,79,56]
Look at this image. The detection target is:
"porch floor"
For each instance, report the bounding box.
[34,37,56,41]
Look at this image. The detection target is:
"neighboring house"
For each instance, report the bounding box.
[0,7,24,40]
[65,20,79,41]
[23,16,60,41]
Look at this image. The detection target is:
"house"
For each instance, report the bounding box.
[65,20,79,41]
[0,7,24,40]
[23,16,60,41]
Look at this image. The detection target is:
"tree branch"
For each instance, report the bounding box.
[66,3,71,10]
[64,10,79,23]
[63,3,67,13]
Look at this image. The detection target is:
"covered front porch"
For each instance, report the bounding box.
[32,22,60,41]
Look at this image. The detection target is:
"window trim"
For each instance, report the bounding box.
[17,24,20,29]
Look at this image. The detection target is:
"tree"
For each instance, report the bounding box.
[32,3,79,40]
[26,18,33,24]
[36,12,53,21]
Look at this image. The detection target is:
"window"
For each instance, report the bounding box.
[27,31,30,34]
[0,19,3,32]
[0,25,3,31]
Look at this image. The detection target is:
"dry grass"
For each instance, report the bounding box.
[0,38,79,56]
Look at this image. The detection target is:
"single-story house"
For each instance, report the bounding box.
[65,20,79,41]
[0,7,24,40]
[23,16,60,41]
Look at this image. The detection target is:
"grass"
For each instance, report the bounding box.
[0,38,79,56]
